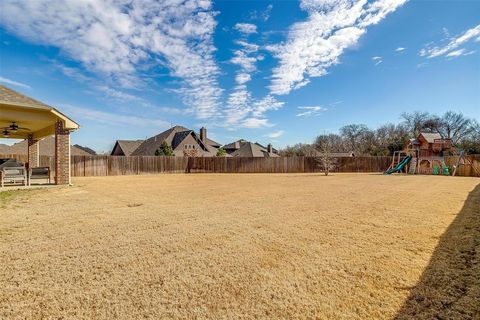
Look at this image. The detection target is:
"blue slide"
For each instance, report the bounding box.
[384,155,412,175]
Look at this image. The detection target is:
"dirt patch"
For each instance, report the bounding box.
[0,173,478,319]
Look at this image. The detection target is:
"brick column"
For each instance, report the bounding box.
[55,120,71,185]
[27,135,40,169]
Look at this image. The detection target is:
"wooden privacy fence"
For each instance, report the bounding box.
[71,156,188,176]
[445,154,480,177]
[1,154,479,177]
[187,156,391,173]
[1,154,391,176]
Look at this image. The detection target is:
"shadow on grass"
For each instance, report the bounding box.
[395,184,480,320]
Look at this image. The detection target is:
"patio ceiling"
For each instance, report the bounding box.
[0,85,79,139]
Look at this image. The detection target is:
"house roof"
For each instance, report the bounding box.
[223,139,247,150]
[131,125,219,156]
[0,85,79,139]
[0,136,94,156]
[206,138,221,148]
[172,130,193,149]
[73,144,96,155]
[419,132,442,143]
[255,142,278,153]
[230,141,279,157]
[0,85,52,108]
[112,140,144,156]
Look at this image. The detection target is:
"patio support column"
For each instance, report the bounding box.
[55,120,71,185]
[27,134,40,169]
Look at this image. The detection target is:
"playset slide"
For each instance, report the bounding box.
[384,155,412,175]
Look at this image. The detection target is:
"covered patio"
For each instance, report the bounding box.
[0,85,79,186]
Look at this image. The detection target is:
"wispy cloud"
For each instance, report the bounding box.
[240,118,273,129]
[296,106,327,117]
[60,104,170,129]
[395,47,406,52]
[0,76,31,89]
[95,85,144,103]
[234,23,258,35]
[224,32,284,128]
[445,48,476,58]
[268,0,407,95]
[0,0,222,119]
[420,24,480,58]
[372,56,383,65]
[249,4,273,22]
[266,130,284,139]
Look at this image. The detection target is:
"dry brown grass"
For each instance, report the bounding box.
[0,173,479,319]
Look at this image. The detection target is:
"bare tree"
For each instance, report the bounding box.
[339,124,369,153]
[314,135,337,176]
[437,111,473,144]
[400,111,438,137]
[279,143,316,157]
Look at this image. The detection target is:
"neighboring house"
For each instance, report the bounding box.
[223,139,279,157]
[111,140,144,156]
[73,144,97,155]
[131,126,221,157]
[0,136,95,156]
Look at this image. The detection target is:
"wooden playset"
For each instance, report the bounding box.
[385,132,478,176]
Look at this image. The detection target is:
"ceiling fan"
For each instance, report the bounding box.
[2,122,30,137]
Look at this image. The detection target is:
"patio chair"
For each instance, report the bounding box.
[0,166,28,187]
[28,167,51,185]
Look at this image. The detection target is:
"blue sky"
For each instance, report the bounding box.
[0,0,479,153]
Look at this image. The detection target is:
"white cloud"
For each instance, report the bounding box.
[251,95,284,117]
[0,0,222,119]
[60,104,170,129]
[224,38,284,129]
[95,85,144,103]
[266,130,284,139]
[0,76,31,89]
[420,24,480,58]
[296,106,326,117]
[395,47,406,52]
[249,4,273,22]
[446,49,476,58]
[269,0,407,95]
[263,4,274,21]
[445,49,465,58]
[234,23,258,35]
[372,56,383,65]
[240,118,273,128]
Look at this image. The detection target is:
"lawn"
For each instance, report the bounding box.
[1,173,479,319]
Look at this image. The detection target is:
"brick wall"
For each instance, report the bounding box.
[27,135,39,168]
[55,120,71,185]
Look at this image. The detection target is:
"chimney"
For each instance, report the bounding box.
[267,143,273,153]
[200,127,207,144]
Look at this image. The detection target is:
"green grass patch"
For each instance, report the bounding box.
[0,190,33,209]
[0,191,16,208]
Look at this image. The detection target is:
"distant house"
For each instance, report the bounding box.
[73,144,97,156]
[0,136,95,156]
[223,139,279,157]
[111,140,144,156]
[131,126,221,157]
